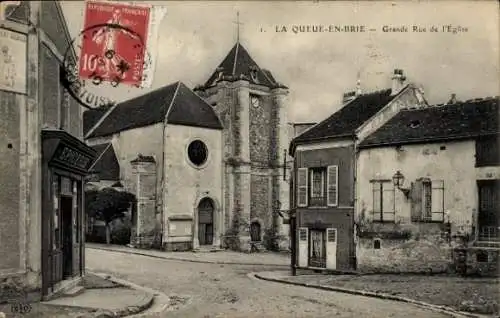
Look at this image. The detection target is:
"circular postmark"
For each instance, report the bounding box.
[61,22,153,109]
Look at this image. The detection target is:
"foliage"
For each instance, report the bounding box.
[85,188,136,225]
[85,187,136,244]
[263,227,280,251]
[110,221,131,245]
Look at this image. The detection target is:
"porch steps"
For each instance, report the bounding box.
[62,285,85,298]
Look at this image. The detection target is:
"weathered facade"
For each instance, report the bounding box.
[0,1,96,302]
[195,42,291,251]
[357,97,499,274]
[288,69,427,271]
[85,82,224,251]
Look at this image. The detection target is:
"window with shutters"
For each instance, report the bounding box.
[296,165,338,207]
[371,180,395,222]
[411,179,445,222]
[326,165,338,207]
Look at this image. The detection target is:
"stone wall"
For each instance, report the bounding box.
[0,92,21,272]
[250,172,271,225]
[357,236,451,273]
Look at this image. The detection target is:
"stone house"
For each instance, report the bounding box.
[84,82,225,251]
[357,96,499,273]
[288,69,427,271]
[0,1,97,301]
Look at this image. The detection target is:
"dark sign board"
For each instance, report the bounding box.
[53,144,92,171]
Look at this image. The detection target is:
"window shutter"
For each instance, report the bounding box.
[326,228,337,270]
[411,180,423,221]
[327,165,338,206]
[298,227,308,267]
[297,168,308,207]
[431,180,444,221]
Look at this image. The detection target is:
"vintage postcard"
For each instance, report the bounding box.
[0,1,498,317]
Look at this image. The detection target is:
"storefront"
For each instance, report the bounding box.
[41,129,97,298]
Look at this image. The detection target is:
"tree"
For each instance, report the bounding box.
[85,187,136,244]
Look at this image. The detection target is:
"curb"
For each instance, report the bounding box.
[87,246,290,267]
[251,272,489,318]
[87,271,170,317]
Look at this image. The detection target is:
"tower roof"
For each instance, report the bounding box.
[202,42,286,89]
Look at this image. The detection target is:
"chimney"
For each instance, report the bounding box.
[391,69,407,96]
[448,93,457,104]
[342,91,357,104]
[356,78,362,96]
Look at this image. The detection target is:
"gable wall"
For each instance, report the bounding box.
[356,87,425,142]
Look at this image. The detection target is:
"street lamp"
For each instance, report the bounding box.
[392,170,410,198]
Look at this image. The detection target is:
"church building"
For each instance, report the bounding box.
[84,40,291,252]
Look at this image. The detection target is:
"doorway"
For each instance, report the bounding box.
[60,196,73,279]
[478,180,500,242]
[198,198,214,245]
[309,229,326,268]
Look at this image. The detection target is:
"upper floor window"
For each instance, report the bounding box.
[411,178,445,222]
[371,180,395,222]
[476,135,500,167]
[297,165,338,207]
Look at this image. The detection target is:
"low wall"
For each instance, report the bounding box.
[357,237,451,273]
[356,221,452,273]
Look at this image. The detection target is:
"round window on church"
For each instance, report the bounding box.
[187,140,208,167]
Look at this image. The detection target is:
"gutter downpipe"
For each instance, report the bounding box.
[353,133,359,271]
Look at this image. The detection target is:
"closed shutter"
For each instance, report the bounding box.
[297,168,308,207]
[431,180,444,221]
[326,228,337,270]
[411,180,423,221]
[327,165,338,206]
[298,227,308,267]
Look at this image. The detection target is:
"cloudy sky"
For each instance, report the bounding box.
[61,0,499,123]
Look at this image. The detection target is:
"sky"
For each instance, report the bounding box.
[60,0,499,123]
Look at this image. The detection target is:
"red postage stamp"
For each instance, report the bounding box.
[79,0,151,87]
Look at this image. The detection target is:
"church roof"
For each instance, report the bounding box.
[89,143,120,181]
[86,82,223,139]
[359,96,499,148]
[202,42,286,89]
[290,87,405,154]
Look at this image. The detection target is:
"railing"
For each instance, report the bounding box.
[309,196,326,207]
[478,226,500,242]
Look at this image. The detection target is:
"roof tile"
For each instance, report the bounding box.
[86,82,223,139]
[359,97,499,148]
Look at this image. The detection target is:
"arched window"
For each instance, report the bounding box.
[250,221,262,242]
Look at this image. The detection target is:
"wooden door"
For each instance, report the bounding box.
[51,177,64,289]
[198,198,214,245]
[60,196,73,279]
[478,180,500,241]
[309,229,326,268]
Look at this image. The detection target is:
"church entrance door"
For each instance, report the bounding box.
[198,198,214,245]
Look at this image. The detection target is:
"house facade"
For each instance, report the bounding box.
[288,69,427,271]
[356,97,499,273]
[0,1,97,302]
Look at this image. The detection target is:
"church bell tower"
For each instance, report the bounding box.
[194,16,290,251]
